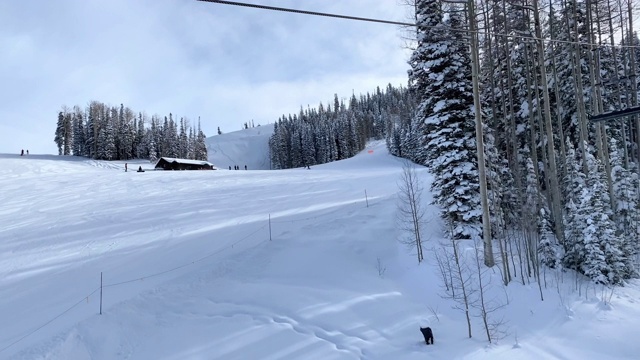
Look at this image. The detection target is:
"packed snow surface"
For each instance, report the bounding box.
[1,130,639,359]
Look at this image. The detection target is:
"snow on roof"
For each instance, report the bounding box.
[156,157,215,166]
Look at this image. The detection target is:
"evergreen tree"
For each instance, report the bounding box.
[195,119,208,161]
[72,106,85,156]
[135,113,146,159]
[538,207,561,268]
[412,1,481,240]
[609,138,639,278]
[562,141,587,270]
[54,111,65,155]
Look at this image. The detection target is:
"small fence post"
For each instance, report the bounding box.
[99,272,103,315]
[269,214,272,241]
[365,189,369,208]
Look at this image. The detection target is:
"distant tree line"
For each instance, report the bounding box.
[54,101,208,162]
[268,84,415,169]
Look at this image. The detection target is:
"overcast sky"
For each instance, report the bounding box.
[0,0,413,155]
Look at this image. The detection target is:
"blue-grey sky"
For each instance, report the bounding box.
[0,0,412,154]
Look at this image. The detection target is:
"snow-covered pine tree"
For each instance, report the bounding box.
[188,127,195,160]
[179,117,188,159]
[579,146,625,285]
[609,138,639,278]
[538,207,561,269]
[103,110,117,160]
[84,101,100,159]
[135,113,145,159]
[54,111,65,155]
[71,106,85,156]
[195,120,208,161]
[412,0,482,240]
[562,140,587,270]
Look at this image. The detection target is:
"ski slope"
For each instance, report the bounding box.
[205,124,274,171]
[1,131,639,360]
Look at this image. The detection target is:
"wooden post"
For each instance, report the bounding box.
[365,190,369,208]
[99,272,103,315]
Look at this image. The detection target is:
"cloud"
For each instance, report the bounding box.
[0,0,412,154]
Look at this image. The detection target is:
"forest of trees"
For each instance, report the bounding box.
[268,85,414,169]
[401,0,640,287]
[54,101,208,162]
[269,0,640,288]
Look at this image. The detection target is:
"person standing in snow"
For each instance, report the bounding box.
[20,149,24,156]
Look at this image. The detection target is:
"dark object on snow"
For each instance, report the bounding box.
[137,166,145,173]
[420,327,434,345]
[244,165,247,170]
[21,149,24,156]
[229,166,232,170]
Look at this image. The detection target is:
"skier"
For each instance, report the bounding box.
[20,149,24,156]
[125,163,128,172]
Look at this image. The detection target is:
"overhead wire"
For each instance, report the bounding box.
[196,0,640,49]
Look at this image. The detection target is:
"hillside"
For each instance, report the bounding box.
[205,124,274,170]
[0,139,639,359]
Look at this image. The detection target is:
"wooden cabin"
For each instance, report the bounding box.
[154,157,216,171]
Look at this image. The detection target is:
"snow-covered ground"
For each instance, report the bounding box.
[1,130,639,359]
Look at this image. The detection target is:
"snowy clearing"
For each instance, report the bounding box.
[0,132,639,359]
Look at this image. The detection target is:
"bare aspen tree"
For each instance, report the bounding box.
[468,0,495,268]
[627,0,640,167]
[472,237,508,343]
[434,228,474,338]
[548,8,568,180]
[434,243,454,292]
[568,0,591,176]
[398,0,419,51]
[530,0,564,245]
[481,0,511,285]
[604,0,631,168]
[450,238,474,338]
[585,0,615,211]
[396,161,427,263]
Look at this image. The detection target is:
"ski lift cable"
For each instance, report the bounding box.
[196,0,640,49]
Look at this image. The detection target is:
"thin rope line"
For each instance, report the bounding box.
[104,224,268,287]
[0,222,270,353]
[0,288,100,354]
